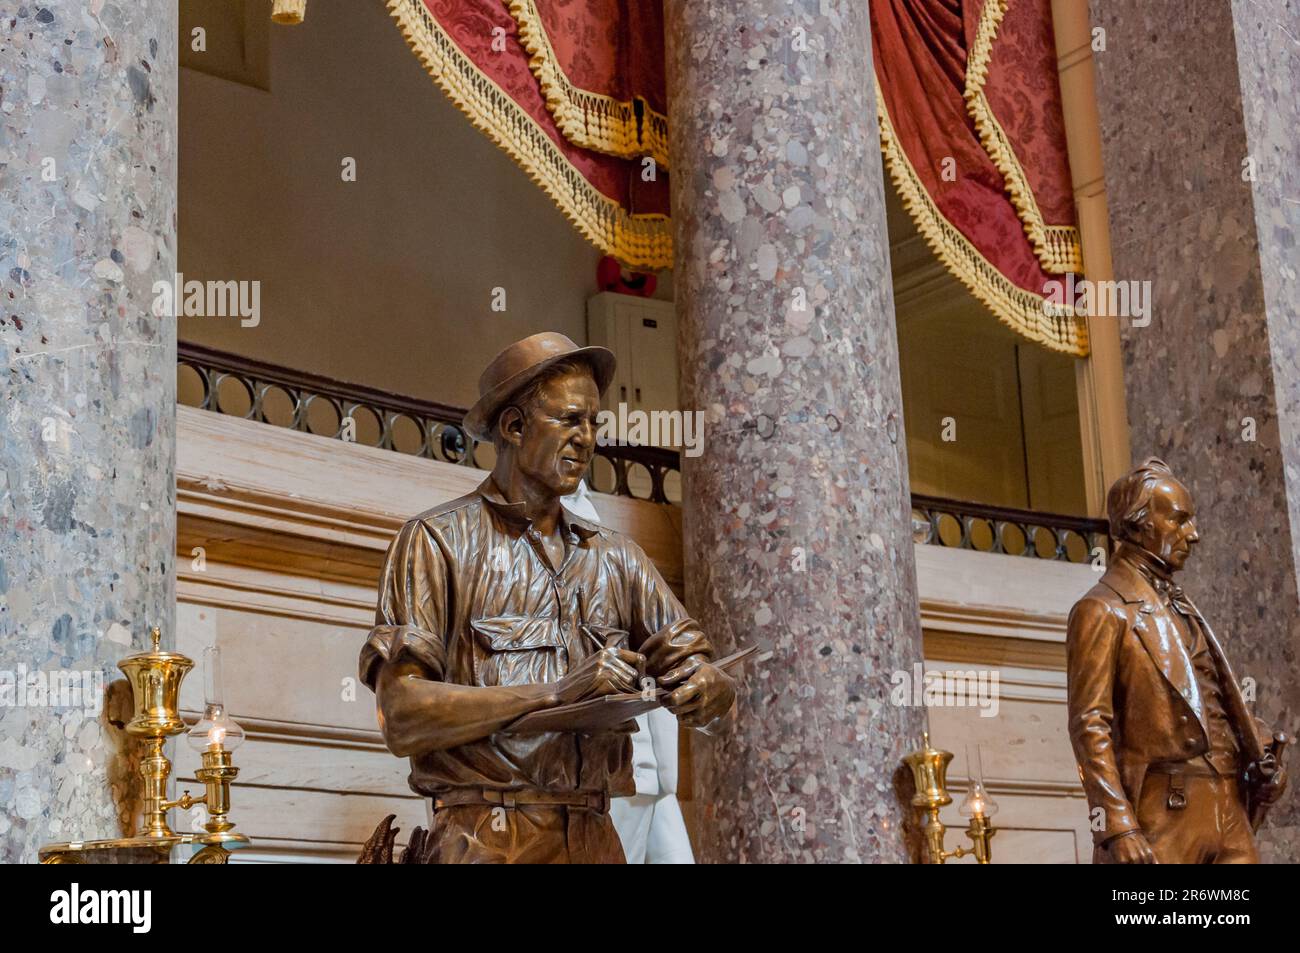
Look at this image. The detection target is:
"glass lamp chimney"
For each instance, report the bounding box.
[187,645,245,752]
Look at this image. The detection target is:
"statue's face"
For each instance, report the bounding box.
[512,368,600,498]
[1137,477,1199,571]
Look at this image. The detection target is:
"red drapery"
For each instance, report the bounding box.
[387,0,1086,353]
[871,0,1086,354]
[386,0,672,268]
[509,0,669,166]
[968,0,1081,274]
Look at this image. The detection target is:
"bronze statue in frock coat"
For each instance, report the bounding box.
[1067,458,1288,863]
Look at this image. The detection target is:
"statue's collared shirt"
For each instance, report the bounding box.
[1130,551,1240,776]
[359,478,711,798]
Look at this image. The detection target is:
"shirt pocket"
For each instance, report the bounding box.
[470,615,569,687]
[580,623,630,653]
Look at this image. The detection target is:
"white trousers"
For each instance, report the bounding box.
[609,793,695,864]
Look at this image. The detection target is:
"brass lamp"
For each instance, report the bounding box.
[39,628,250,864]
[958,778,998,864]
[175,646,247,837]
[903,732,997,864]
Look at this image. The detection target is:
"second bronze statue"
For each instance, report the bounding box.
[1067,458,1288,864]
[359,332,737,863]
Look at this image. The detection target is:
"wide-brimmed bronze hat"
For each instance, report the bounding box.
[463,332,616,442]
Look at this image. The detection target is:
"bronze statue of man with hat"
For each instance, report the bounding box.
[359,332,736,863]
[1067,457,1289,863]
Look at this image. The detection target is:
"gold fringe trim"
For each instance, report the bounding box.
[508,0,669,168]
[385,0,672,269]
[271,0,307,25]
[964,0,1083,275]
[876,77,1089,357]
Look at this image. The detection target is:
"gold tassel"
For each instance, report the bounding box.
[272,0,306,25]
[964,0,1084,275]
[507,0,670,168]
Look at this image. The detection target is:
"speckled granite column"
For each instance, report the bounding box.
[0,3,177,862]
[667,0,925,862]
[1090,0,1300,861]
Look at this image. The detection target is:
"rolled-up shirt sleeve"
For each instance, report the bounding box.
[619,536,714,676]
[359,518,450,691]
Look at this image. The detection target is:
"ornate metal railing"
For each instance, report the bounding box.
[911,493,1108,564]
[177,342,682,504]
[178,344,1108,560]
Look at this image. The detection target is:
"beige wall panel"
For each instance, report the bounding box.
[191,785,423,854]
[914,548,1094,863]
[915,544,1095,634]
[1019,344,1089,515]
[178,563,374,629]
[935,811,1086,863]
[917,655,1092,863]
[173,736,410,801]
[177,599,374,733]
[899,309,1030,507]
[935,782,1087,858]
[924,678,1078,787]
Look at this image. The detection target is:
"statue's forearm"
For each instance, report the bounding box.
[376,664,556,756]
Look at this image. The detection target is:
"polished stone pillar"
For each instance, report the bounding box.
[667,0,925,862]
[1090,0,1300,860]
[0,2,177,862]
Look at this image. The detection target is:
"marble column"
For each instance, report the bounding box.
[1089,0,1300,861]
[0,2,177,862]
[667,0,925,862]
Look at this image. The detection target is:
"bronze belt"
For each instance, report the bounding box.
[1146,759,1220,778]
[1146,759,1225,810]
[433,787,610,814]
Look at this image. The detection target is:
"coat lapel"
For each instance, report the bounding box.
[1181,594,1265,764]
[1101,558,1203,731]
[1139,607,1204,732]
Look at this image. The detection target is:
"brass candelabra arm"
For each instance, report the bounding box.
[161,790,201,813]
[924,817,996,864]
[939,844,972,863]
